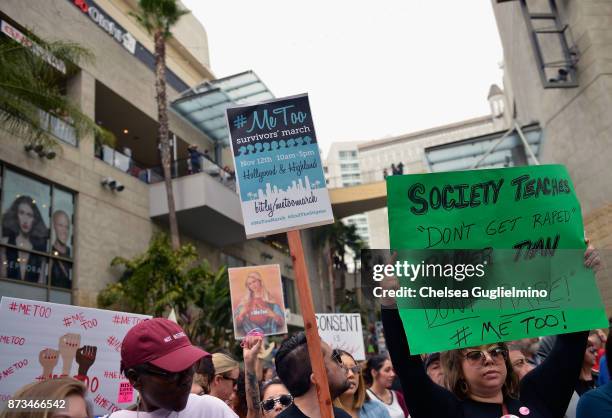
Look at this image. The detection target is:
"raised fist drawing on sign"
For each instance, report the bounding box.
[59,333,81,376]
[38,348,59,380]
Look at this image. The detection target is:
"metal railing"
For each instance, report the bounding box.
[148,156,237,192]
[39,109,77,146]
[95,146,237,192]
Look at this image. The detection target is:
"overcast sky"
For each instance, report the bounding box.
[182,1,504,156]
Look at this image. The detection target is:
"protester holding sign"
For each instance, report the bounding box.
[379,244,598,418]
[275,332,351,418]
[335,350,391,418]
[110,318,237,418]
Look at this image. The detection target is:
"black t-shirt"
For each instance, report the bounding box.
[277,404,351,418]
[382,308,588,418]
[576,378,596,396]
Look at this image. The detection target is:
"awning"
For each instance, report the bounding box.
[172,71,274,146]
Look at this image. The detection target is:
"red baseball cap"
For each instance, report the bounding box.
[121,318,210,373]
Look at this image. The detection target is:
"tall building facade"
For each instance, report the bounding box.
[0,0,334,325]
[324,141,370,247]
[492,0,612,310]
[359,94,511,248]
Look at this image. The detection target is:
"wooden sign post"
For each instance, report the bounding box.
[287,230,334,418]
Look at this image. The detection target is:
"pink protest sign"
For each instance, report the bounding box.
[117,381,133,403]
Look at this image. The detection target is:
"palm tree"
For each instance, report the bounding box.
[131,0,188,250]
[0,31,112,150]
[313,220,366,311]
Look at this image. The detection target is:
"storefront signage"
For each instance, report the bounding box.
[71,0,136,54]
[0,20,66,74]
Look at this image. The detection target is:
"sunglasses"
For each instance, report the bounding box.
[345,365,361,374]
[331,349,344,366]
[134,364,194,382]
[463,347,508,366]
[260,394,293,412]
[220,374,239,385]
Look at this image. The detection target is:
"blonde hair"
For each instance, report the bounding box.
[440,343,519,400]
[1,377,91,418]
[333,350,367,412]
[240,271,275,305]
[212,353,240,375]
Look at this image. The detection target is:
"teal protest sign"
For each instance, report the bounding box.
[226,94,334,238]
[387,165,607,354]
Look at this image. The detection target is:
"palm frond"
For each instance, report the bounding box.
[0,33,113,148]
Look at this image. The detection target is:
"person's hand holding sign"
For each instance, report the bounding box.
[38,348,59,380]
[242,330,263,418]
[584,238,601,271]
[380,251,400,309]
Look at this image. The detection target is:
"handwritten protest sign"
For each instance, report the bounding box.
[0,297,150,415]
[387,165,607,354]
[229,265,288,339]
[226,94,334,238]
[316,313,366,361]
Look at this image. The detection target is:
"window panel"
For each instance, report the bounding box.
[0,167,75,297]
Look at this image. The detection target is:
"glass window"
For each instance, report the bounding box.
[282,276,298,314]
[221,253,246,268]
[0,167,75,294]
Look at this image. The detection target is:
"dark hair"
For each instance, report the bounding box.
[441,342,519,400]
[233,369,248,418]
[197,355,215,378]
[193,354,215,394]
[274,332,312,397]
[364,354,389,386]
[260,377,285,399]
[2,195,48,248]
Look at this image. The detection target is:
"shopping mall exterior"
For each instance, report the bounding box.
[0,0,328,327]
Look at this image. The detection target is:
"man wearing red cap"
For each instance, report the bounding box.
[109,318,237,418]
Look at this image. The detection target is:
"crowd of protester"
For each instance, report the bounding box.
[1,245,611,418]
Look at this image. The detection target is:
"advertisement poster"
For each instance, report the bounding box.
[386,164,607,353]
[0,297,151,415]
[228,265,288,339]
[316,313,366,361]
[226,94,334,238]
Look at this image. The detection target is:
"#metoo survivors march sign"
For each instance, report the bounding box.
[0,297,150,415]
[226,94,334,238]
[387,165,607,354]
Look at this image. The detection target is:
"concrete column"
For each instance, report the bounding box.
[66,70,96,158]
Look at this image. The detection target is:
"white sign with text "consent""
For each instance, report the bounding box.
[316,313,365,361]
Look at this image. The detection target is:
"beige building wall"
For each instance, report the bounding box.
[0,0,314,319]
[359,116,501,249]
[492,0,612,311]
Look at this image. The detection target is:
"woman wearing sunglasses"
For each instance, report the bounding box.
[335,350,392,418]
[379,243,601,418]
[259,378,292,418]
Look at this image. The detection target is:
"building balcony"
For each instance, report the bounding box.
[149,158,246,247]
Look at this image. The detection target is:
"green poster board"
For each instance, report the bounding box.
[387,165,607,354]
